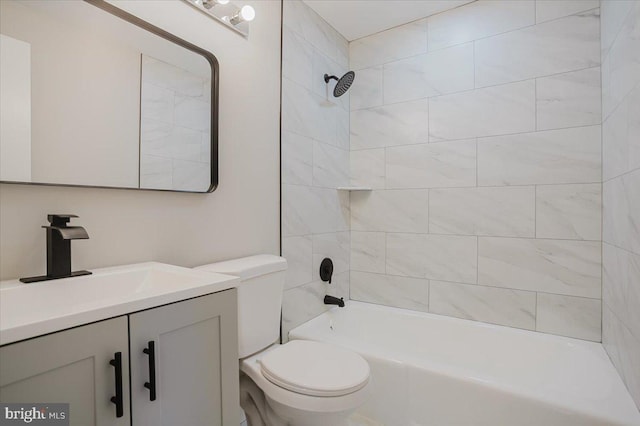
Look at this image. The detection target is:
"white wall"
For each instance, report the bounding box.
[0,0,281,280]
[601,0,640,409]
[349,0,603,341]
[280,0,350,339]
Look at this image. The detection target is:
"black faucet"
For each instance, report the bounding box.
[20,214,91,283]
[324,295,345,308]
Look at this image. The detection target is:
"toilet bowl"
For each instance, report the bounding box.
[241,341,370,426]
[196,255,371,426]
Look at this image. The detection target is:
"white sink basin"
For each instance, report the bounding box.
[0,262,239,346]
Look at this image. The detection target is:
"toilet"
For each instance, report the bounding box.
[196,255,371,426]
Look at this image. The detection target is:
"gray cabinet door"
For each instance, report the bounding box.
[0,316,130,426]
[129,289,239,426]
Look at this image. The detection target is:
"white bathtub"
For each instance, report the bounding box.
[289,301,640,426]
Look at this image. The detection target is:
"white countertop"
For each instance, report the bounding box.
[0,262,239,346]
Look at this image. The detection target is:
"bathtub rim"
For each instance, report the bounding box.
[289,300,640,426]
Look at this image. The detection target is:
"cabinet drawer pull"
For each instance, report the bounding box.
[109,352,124,418]
[143,341,157,401]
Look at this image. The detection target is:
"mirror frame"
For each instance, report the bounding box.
[0,0,219,193]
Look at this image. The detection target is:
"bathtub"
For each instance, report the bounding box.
[289,301,640,426]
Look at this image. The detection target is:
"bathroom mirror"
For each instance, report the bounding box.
[0,0,218,192]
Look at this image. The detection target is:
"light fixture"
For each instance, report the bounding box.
[182,0,255,37]
[203,0,229,9]
[229,5,255,25]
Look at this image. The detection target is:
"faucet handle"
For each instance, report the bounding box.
[48,214,79,227]
[319,258,334,284]
[42,226,89,240]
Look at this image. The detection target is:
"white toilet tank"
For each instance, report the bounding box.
[196,255,287,358]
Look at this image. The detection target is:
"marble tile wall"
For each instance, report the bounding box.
[601,0,640,409]
[140,55,211,192]
[281,0,350,340]
[349,0,603,342]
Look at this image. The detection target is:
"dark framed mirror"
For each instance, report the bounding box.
[0,0,219,192]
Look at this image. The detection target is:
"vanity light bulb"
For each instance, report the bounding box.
[230,5,255,24]
[203,0,229,9]
[240,5,255,21]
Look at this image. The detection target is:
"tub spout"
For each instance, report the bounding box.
[324,295,345,307]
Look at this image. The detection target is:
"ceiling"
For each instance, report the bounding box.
[302,0,475,41]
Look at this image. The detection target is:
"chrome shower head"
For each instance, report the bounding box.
[324,71,355,98]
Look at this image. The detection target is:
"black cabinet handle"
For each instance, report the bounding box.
[143,341,157,401]
[109,352,124,418]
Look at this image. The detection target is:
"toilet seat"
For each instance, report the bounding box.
[240,342,372,414]
[260,340,370,397]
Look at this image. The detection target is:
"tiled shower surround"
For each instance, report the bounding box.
[348,0,603,342]
[280,0,639,386]
[280,0,640,407]
[601,0,640,407]
[280,0,350,339]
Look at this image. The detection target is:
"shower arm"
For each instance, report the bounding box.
[324,74,339,83]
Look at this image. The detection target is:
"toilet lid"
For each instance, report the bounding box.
[260,340,370,397]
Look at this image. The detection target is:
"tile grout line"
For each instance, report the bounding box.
[351,6,598,69]
[349,64,602,113]
[351,123,602,152]
[601,74,640,124]
[602,301,640,343]
[350,270,602,302]
[534,185,538,238]
[603,298,640,344]
[535,291,538,331]
[473,40,476,89]
[384,231,387,275]
[599,11,604,344]
[534,78,538,130]
[326,182,603,193]
[353,270,600,301]
[601,2,636,63]
[602,241,640,260]
[383,147,388,190]
[476,236,479,285]
[352,230,602,244]
[603,164,640,184]
[381,59,386,106]
[475,138,479,187]
[426,188,430,234]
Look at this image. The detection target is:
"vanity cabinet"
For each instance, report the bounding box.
[0,316,131,426]
[130,289,239,426]
[0,289,238,426]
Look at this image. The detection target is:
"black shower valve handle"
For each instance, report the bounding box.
[319,258,333,284]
